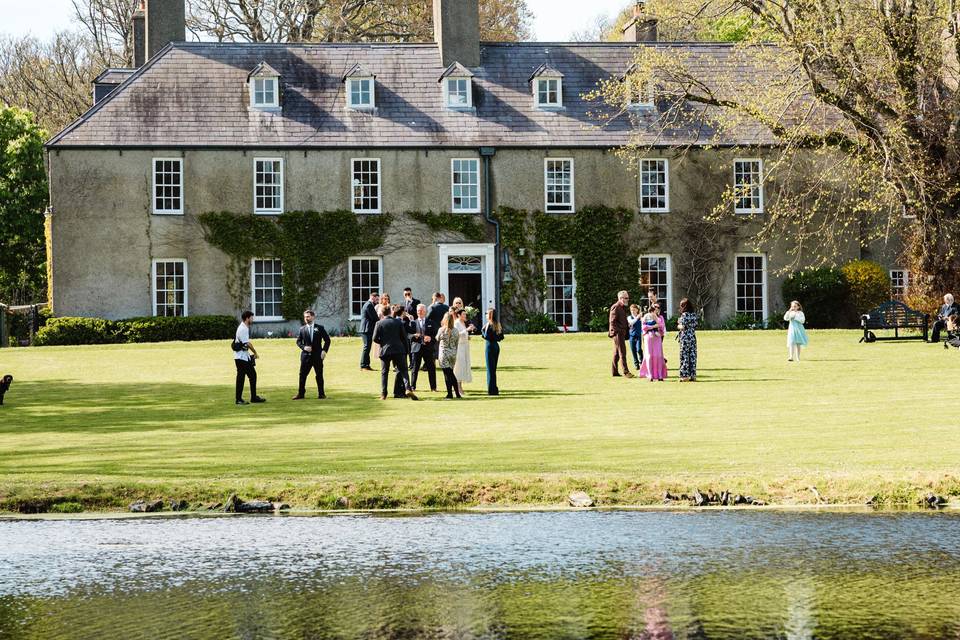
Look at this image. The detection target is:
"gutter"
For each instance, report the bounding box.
[480,146,499,313]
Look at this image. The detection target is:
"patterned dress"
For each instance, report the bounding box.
[437,326,460,369]
[678,312,698,380]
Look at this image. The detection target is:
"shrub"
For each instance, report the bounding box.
[585,312,609,333]
[781,267,852,328]
[34,315,236,346]
[521,312,558,334]
[841,260,890,314]
[720,313,766,330]
[665,315,679,332]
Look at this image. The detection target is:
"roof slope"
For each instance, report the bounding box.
[49,41,790,148]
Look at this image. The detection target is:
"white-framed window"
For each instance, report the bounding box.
[734,159,764,214]
[152,158,183,214]
[445,77,472,108]
[151,259,187,317]
[535,78,562,108]
[735,253,767,321]
[544,158,574,213]
[890,269,912,300]
[451,158,480,213]
[347,77,374,109]
[352,158,381,213]
[639,159,669,212]
[253,158,283,214]
[349,257,383,319]
[251,258,283,321]
[628,79,654,109]
[250,77,279,109]
[543,255,577,330]
[638,255,672,317]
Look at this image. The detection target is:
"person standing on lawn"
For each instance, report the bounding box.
[436,311,462,399]
[425,291,449,359]
[372,304,417,400]
[293,309,331,400]
[358,291,380,371]
[409,303,437,392]
[481,307,505,396]
[638,303,667,381]
[608,290,634,378]
[677,298,699,382]
[233,310,265,405]
[628,303,644,370]
[784,301,809,361]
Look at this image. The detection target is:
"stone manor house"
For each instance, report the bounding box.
[45,0,905,331]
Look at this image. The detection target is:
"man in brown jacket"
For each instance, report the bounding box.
[609,290,634,378]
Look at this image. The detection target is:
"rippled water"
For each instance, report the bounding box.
[1,510,959,639]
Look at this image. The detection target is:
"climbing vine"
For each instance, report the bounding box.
[496,205,639,329]
[199,210,391,320]
[407,211,486,242]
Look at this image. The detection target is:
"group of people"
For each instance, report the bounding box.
[359,290,504,400]
[610,288,700,382]
[231,289,505,404]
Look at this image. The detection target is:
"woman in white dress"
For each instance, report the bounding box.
[453,307,473,394]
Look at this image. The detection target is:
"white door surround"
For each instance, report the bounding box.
[438,243,496,311]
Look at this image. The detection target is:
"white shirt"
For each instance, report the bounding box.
[234,322,250,361]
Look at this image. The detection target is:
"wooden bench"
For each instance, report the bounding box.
[860,300,929,343]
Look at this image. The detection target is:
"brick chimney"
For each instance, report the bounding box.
[433,0,481,68]
[622,1,659,42]
[132,0,184,66]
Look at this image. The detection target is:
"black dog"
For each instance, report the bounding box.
[0,375,12,406]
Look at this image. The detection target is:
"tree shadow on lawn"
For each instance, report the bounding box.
[1,382,382,435]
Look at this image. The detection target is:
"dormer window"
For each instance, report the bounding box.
[439,62,475,110]
[343,64,376,110]
[530,65,564,109]
[623,65,654,110]
[247,62,280,110]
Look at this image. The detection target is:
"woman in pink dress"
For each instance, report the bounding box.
[637,304,667,381]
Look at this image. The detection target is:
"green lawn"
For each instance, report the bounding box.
[0,331,957,511]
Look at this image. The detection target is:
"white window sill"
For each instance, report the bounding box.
[452,209,482,215]
[446,105,476,113]
[346,106,378,114]
[254,210,283,216]
[353,210,382,215]
[152,210,184,216]
[627,104,656,112]
[535,104,565,112]
[545,208,574,214]
[640,209,670,214]
[254,317,284,323]
[249,106,281,113]
[735,210,764,215]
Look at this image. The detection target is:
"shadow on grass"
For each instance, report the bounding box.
[1,382,383,434]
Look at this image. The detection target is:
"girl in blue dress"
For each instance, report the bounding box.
[784,300,809,361]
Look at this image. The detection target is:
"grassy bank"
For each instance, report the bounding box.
[0,331,957,512]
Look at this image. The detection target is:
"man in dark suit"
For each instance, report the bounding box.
[0,374,12,406]
[409,303,437,392]
[424,291,449,343]
[293,309,331,400]
[609,290,634,378]
[402,287,420,317]
[359,291,380,371]
[931,293,959,343]
[372,305,417,400]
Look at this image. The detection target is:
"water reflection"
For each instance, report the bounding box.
[1,511,959,639]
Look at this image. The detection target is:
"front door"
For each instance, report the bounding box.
[447,255,484,314]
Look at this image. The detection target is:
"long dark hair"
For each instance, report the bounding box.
[679,298,693,314]
[485,307,502,334]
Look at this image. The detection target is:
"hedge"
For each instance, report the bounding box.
[841,260,890,315]
[33,315,237,346]
[781,267,851,328]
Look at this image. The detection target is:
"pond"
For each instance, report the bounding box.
[1,510,959,639]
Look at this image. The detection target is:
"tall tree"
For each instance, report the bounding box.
[591,0,960,299]
[0,107,48,306]
[71,0,136,66]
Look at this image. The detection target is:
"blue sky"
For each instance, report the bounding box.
[0,0,629,41]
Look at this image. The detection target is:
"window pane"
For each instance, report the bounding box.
[735,255,765,320]
[153,159,182,212]
[545,160,573,212]
[352,159,380,212]
[153,261,186,317]
[350,258,382,317]
[252,259,283,319]
[639,256,670,316]
[544,256,576,328]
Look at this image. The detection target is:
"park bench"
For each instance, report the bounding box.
[860,300,929,343]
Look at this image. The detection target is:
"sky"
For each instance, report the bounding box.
[0,0,630,42]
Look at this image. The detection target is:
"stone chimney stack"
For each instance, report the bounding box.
[433,0,481,68]
[622,1,659,43]
[132,1,146,67]
[137,0,185,65]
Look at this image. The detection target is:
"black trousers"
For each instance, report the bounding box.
[932,319,947,342]
[298,356,325,397]
[381,354,410,398]
[234,359,257,402]
[441,367,461,398]
[410,345,437,391]
[360,332,373,368]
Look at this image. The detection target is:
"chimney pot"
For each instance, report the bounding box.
[145,0,185,62]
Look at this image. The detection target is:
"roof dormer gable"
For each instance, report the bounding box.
[248,62,281,110]
[621,63,655,111]
[439,62,475,110]
[343,63,376,110]
[530,64,564,109]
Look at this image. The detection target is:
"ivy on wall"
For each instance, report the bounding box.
[198,210,391,320]
[407,211,486,242]
[497,205,640,329]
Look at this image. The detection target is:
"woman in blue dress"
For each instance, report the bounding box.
[784,300,809,361]
[481,308,504,396]
[677,298,699,382]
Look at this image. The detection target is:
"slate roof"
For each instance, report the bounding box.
[49,41,809,149]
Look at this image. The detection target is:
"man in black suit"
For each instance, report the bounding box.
[409,303,437,392]
[402,287,420,317]
[359,291,380,371]
[372,304,417,401]
[424,291,449,344]
[293,309,331,400]
[931,293,959,343]
[0,374,12,406]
